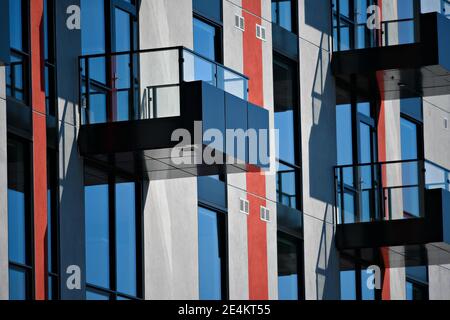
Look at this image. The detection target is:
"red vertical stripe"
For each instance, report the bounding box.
[242,0,268,300]
[30,0,48,300]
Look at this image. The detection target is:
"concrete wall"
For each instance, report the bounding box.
[223,0,250,300]
[139,0,199,300]
[299,0,340,300]
[422,95,450,299]
[261,0,279,301]
[0,66,8,300]
[383,99,406,300]
[56,0,86,300]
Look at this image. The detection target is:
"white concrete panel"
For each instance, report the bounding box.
[429,265,450,300]
[303,214,340,300]
[0,67,8,299]
[139,0,193,50]
[144,178,199,300]
[223,0,243,73]
[299,37,337,223]
[423,98,450,169]
[227,185,249,300]
[265,198,278,300]
[139,0,199,300]
[298,0,331,53]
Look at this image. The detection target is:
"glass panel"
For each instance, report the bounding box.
[276,162,297,209]
[400,117,420,217]
[198,207,222,300]
[9,0,23,51]
[274,58,296,164]
[85,184,110,289]
[193,18,216,61]
[88,89,108,124]
[359,124,374,222]
[81,0,105,55]
[340,270,356,300]
[272,0,293,32]
[116,183,137,297]
[7,139,29,265]
[7,54,26,102]
[336,104,354,185]
[277,234,299,300]
[9,268,28,300]
[343,192,356,224]
[184,50,216,86]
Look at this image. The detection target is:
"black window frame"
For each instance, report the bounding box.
[273,52,302,212]
[84,161,144,301]
[6,0,31,108]
[44,0,57,117]
[277,231,304,300]
[197,202,229,300]
[193,13,224,64]
[271,0,298,34]
[339,254,382,300]
[7,134,34,300]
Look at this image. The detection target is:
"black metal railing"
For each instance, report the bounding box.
[78,46,249,125]
[334,159,450,224]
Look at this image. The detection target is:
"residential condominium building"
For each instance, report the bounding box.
[0,0,449,301]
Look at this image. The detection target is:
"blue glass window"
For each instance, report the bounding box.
[84,166,141,300]
[85,183,110,289]
[272,0,296,33]
[274,55,300,210]
[277,233,301,300]
[7,138,32,300]
[198,207,225,300]
[115,183,137,297]
[400,116,420,218]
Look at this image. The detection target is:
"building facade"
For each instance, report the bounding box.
[0,0,449,301]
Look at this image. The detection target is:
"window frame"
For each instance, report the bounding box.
[84,161,144,300]
[273,52,302,212]
[7,134,34,300]
[6,0,31,107]
[271,0,298,34]
[277,231,304,300]
[197,203,229,300]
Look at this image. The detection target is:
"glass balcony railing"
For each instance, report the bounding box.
[78,47,248,125]
[334,159,450,224]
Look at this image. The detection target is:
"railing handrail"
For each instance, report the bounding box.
[334,158,423,170]
[335,158,450,175]
[78,46,249,81]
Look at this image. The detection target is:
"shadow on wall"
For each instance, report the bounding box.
[304,1,340,300]
[314,204,340,300]
[303,0,332,36]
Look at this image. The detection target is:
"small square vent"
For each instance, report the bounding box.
[256,24,266,41]
[260,206,270,222]
[235,14,245,31]
[240,198,249,215]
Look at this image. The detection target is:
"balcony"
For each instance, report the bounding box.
[78,47,270,180]
[332,12,450,103]
[334,160,450,268]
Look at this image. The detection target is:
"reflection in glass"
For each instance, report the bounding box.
[85,184,110,289]
[276,162,297,209]
[198,207,223,300]
[400,117,420,217]
[116,183,137,297]
[277,233,300,300]
[340,270,356,300]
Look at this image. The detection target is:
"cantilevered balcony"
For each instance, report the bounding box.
[78,47,269,180]
[332,12,450,103]
[334,160,450,268]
